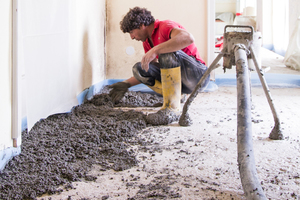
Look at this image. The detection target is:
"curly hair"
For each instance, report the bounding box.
[120,7,155,33]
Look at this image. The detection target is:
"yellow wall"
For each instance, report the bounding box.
[106,0,208,79]
[0,0,12,151]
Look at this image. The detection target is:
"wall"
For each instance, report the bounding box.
[257,0,297,55]
[19,0,106,130]
[257,0,275,48]
[106,0,208,79]
[0,1,13,152]
[215,0,236,36]
[215,0,236,13]
[289,0,300,38]
[236,0,256,14]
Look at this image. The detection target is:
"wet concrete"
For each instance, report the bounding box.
[101,86,163,108]
[146,109,180,126]
[178,112,192,126]
[0,86,166,200]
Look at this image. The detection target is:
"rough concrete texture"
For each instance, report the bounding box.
[178,112,192,126]
[146,109,180,126]
[0,87,164,199]
[1,86,300,200]
[101,86,163,108]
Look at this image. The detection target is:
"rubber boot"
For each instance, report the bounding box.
[147,80,164,107]
[147,79,162,95]
[160,67,181,112]
[146,66,182,125]
[148,80,187,104]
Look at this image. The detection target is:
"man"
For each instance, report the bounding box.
[109,7,210,125]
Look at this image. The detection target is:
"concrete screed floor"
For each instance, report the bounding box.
[2,48,299,200]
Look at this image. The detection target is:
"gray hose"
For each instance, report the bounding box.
[235,45,266,200]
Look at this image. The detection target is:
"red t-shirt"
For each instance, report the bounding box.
[143,19,206,65]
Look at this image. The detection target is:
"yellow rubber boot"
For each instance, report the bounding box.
[147,79,162,95]
[161,66,181,112]
[148,79,186,104]
[145,66,182,125]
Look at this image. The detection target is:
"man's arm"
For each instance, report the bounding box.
[154,27,195,54]
[124,76,141,86]
[108,76,140,103]
[141,28,194,71]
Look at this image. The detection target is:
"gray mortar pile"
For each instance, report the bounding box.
[0,87,163,200]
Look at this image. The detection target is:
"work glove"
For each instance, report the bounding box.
[108,82,131,104]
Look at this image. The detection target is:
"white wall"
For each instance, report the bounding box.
[257,0,291,55]
[289,0,300,38]
[106,0,208,79]
[216,0,236,13]
[0,0,13,151]
[18,0,106,130]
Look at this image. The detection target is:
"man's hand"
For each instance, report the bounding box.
[108,82,131,103]
[141,48,158,72]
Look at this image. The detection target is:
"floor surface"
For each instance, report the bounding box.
[37,48,300,199]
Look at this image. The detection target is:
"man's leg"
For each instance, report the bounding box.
[173,51,210,94]
[132,62,163,95]
[158,52,182,112]
[145,51,209,125]
[132,50,210,95]
[144,52,182,125]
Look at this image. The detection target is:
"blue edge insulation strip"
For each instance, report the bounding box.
[1,73,300,171]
